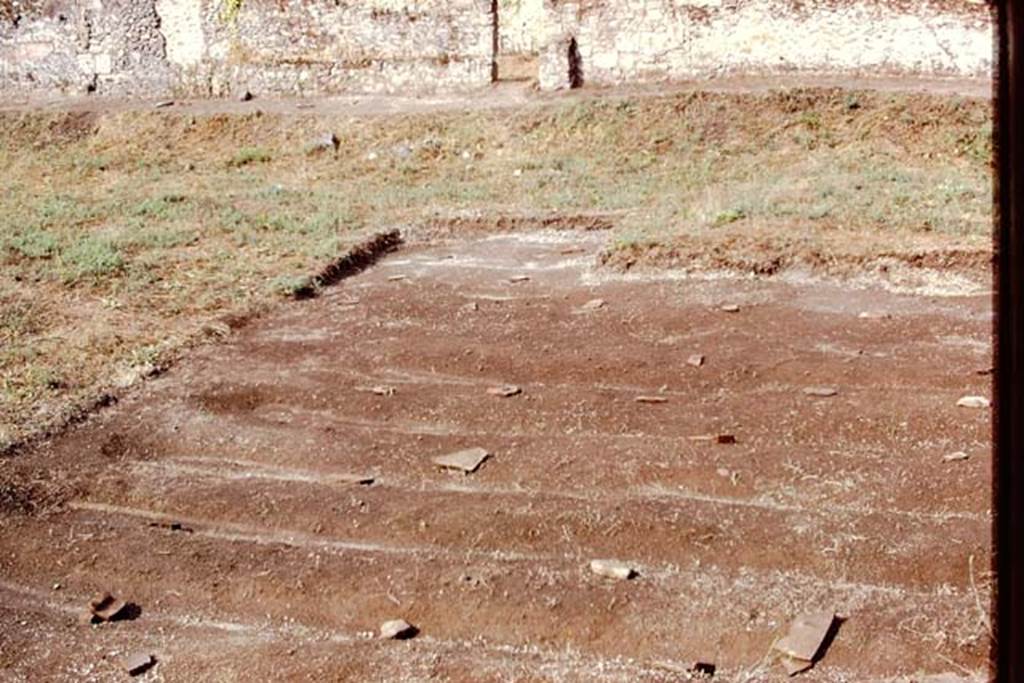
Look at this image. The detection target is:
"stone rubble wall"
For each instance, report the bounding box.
[1,0,495,96]
[537,0,993,90]
[0,0,993,97]
[0,0,174,94]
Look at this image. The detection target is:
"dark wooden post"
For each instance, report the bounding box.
[995,0,1023,679]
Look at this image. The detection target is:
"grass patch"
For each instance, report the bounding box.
[229,146,272,167]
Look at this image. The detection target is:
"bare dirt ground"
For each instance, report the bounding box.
[0,230,992,681]
[0,75,991,119]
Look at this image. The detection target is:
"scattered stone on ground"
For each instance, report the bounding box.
[975,367,993,375]
[943,452,970,462]
[295,102,315,110]
[589,559,637,580]
[773,611,837,675]
[124,653,155,677]
[716,434,737,444]
[238,90,254,102]
[635,396,669,404]
[147,521,193,533]
[361,385,395,397]
[153,100,174,109]
[508,275,531,283]
[380,619,417,640]
[689,661,716,677]
[688,354,705,367]
[721,304,740,313]
[581,298,607,311]
[858,311,892,320]
[307,132,340,154]
[956,396,990,409]
[432,447,490,473]
[803,387,839,397]
[487,385,522,397]
[387,275,407,281]
[689,435,714,443]
[85,593,128,623]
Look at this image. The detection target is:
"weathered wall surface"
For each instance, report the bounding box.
[1,0,495,96]
[0,0,993,97]
[0,0,173,94]
[499,0,546,55]
[537,0,993,90]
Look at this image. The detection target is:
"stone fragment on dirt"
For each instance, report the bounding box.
[508,275,531,283]
[487,385,522,397]
[433,447,490,473]
[689,661,716,677]
[307,132,340,155]
[689,435,714,443]
[387,274,407,281]
[589,559,637,580]
[687,354,705,367]
[803,387,838,397]
[943,451,970,462]
[147,521,193,533]
[635,396,669,404]
[153,100,174,109]
[858,311,892,320]
[238,89,254,102]
[581,298,607,311]
[720,304,740,313]
[357,385,395,396]
[716,434,736,444]
[380,619,418,640]
[85,593,129,623]
[956,396,990,409]
[124,653,155,676]
[773,611,836,675]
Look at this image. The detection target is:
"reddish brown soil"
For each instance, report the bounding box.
[0,232,992,681]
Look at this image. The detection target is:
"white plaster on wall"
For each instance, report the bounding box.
[155,0,204,68]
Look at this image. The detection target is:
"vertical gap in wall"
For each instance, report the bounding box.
[491,0,499,82]
[568,37,583,89]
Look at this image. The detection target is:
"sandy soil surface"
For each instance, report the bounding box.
[0,230,992,681]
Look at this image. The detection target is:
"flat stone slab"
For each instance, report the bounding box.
[432,447,490,473]
[773,611,836,662]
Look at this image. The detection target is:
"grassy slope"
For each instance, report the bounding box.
[0,88,992,449]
